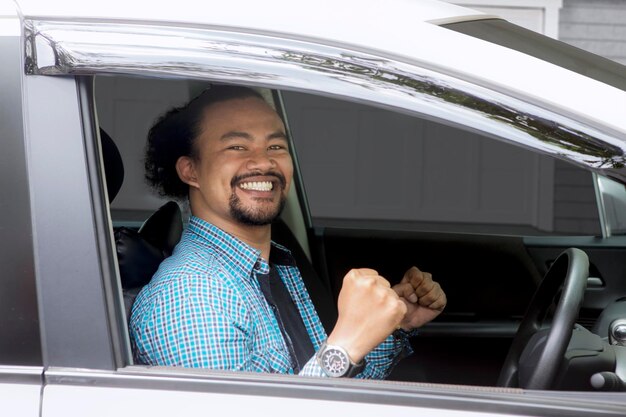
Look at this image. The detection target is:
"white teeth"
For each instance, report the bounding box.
[239,181,273,191]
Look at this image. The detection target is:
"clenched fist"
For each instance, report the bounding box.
[327,268,406,363]
[392,266,446,331]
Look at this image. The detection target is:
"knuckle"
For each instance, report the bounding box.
[363,276,377,288]
[397,300,408,316]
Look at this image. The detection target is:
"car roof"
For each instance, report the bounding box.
[10,0,488,58]
[13,0,483,26]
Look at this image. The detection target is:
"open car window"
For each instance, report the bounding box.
[94,74,625,390]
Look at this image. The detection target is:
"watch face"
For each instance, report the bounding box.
[321,347,349,377]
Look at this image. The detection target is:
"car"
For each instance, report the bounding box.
[2,0,626,415]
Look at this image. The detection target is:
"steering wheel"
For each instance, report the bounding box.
[497,248,589,389]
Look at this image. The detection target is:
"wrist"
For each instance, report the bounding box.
[393,327,419,340]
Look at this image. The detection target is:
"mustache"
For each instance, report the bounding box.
[231,171,287,189]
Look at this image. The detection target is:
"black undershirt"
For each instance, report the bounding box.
[257,265,315,373]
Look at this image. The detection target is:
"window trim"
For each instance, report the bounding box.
[23,19,626,185]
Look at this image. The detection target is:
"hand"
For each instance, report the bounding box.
[328,268,407,363]
[393,266,446,331]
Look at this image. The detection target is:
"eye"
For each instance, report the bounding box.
[268,144,287,151]
[227,145,246,151]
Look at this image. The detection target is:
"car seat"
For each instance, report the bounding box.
[100,128,183,317]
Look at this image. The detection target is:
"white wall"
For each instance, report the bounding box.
[560,0,626,65]
[450,0,562,37]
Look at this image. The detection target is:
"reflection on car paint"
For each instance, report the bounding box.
[25,20,626,176]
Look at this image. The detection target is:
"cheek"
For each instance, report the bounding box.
[282,158,294,191]
[208,159,241,188]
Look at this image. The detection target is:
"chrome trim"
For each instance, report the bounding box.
[23,20,626,182]
[45,366,522,399]
[42,367,626,414]
[0,366,43,384]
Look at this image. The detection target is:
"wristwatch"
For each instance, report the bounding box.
[316,341,366,377]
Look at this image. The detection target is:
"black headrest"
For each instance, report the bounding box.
[115,227,165,289]
[139,201,183,257]
[116,201,183,289]
[100,128,124,203]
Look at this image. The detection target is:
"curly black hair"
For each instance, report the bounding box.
[144,85,265,199]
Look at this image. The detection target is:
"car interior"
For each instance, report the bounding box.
[93,74,626,391]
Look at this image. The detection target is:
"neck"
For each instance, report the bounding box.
[191,205,272,261]
[225,222,272,262]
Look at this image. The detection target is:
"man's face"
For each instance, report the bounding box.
[185,96,293,229]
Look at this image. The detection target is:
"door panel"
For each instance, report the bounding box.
[312,227,626,385]
[0,367,43,417]
[315,228,541,318]
[41,369,548,417]
[312,227,542,385]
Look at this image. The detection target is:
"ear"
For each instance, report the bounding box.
[175,156,200,189]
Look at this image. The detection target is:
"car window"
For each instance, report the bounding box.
[282,91,601,237]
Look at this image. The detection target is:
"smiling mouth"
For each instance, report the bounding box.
[238,181,274,192]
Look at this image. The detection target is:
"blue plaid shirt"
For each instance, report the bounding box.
[130,216,411,378]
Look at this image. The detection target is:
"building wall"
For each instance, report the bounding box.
[553,160,600,234]
[560,0,626,65]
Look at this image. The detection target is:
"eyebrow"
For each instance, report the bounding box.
[220,131,287,141]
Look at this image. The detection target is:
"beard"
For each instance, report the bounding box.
[229,171,287,226]
[229,192,287,226]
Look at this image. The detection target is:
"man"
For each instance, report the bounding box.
[130,85,446,378]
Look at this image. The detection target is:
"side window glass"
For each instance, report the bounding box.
[283,91,600,236]
[596,174,626,236]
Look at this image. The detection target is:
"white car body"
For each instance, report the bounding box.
[2,0,626,416]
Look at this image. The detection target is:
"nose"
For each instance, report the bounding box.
[246,148,276,172]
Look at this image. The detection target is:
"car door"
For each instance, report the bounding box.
[16,0,626,415]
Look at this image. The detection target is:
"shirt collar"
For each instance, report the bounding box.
[187,216,296,279]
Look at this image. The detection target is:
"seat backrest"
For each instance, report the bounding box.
[116,201,183,317]
[99,127,184,316]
